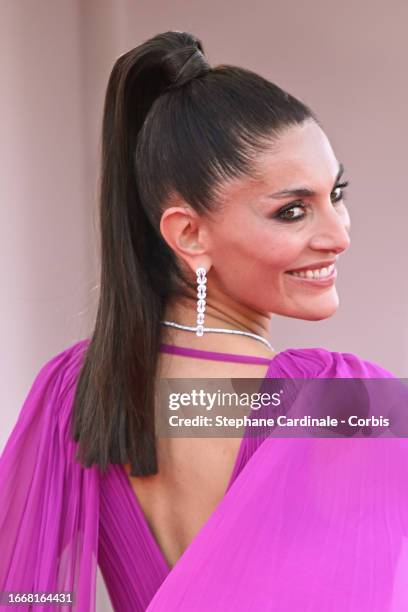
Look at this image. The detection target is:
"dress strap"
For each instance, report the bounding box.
[159,343,273,365]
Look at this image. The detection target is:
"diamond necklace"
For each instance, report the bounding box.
[160,320,275,352]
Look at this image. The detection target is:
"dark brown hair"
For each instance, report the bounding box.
[71,30,317,476]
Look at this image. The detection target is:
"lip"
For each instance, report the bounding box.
[285,266,337,287]
[286,260,337,273]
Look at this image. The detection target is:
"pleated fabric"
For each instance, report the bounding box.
[1,338,407,611]
[0,340,99,611]
[146,349,408,612]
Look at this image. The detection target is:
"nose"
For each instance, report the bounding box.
[308,204,351,254]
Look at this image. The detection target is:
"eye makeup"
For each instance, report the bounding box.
[272,180,350,223]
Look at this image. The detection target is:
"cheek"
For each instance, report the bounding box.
[210,220,304,279]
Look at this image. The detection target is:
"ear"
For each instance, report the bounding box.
[159,204,212,273]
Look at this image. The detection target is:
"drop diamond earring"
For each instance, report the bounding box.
[196,266,207,337]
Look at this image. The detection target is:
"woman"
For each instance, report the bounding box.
[1,30,407,612]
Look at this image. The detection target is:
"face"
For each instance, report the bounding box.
[198,119,351,321]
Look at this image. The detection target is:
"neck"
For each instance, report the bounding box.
[162,281,273,354]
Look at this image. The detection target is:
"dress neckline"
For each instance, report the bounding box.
[119,345,289,575]
[120,440,247,575]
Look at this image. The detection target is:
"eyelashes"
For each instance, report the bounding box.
[275,181,350,222]
[333,181,349,202]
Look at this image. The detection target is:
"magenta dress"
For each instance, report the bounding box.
[1,338,408,611]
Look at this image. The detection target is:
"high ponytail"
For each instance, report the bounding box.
[71,31,317,476]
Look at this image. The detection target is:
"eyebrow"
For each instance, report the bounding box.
[267,162,345,199]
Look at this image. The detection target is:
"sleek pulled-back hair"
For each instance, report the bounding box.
[71,30,318,476]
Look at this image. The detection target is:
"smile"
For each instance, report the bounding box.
[286,263,335,279]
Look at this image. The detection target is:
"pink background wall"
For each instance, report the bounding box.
[1,2,407,608]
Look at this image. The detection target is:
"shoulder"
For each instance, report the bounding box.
[33,338,90,398]
[2,338,92,478]
[274,346,396,378]
[37,337,90,376]
[17,338,91,431]
[36,337,90,381]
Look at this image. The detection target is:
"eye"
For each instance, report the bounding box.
[274,180,350,222]
[331,181,349,204]
[276,203,306,222]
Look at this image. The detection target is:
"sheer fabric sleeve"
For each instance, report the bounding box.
[145,347,408,611]
[0,339,99,612]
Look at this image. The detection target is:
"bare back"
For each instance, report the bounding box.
[124,338,277,569]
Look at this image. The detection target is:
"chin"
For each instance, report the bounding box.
[283,296,339,321]
[304,311,337,321]
[303,300,339,321]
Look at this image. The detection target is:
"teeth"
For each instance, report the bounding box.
[288,263,335,279]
